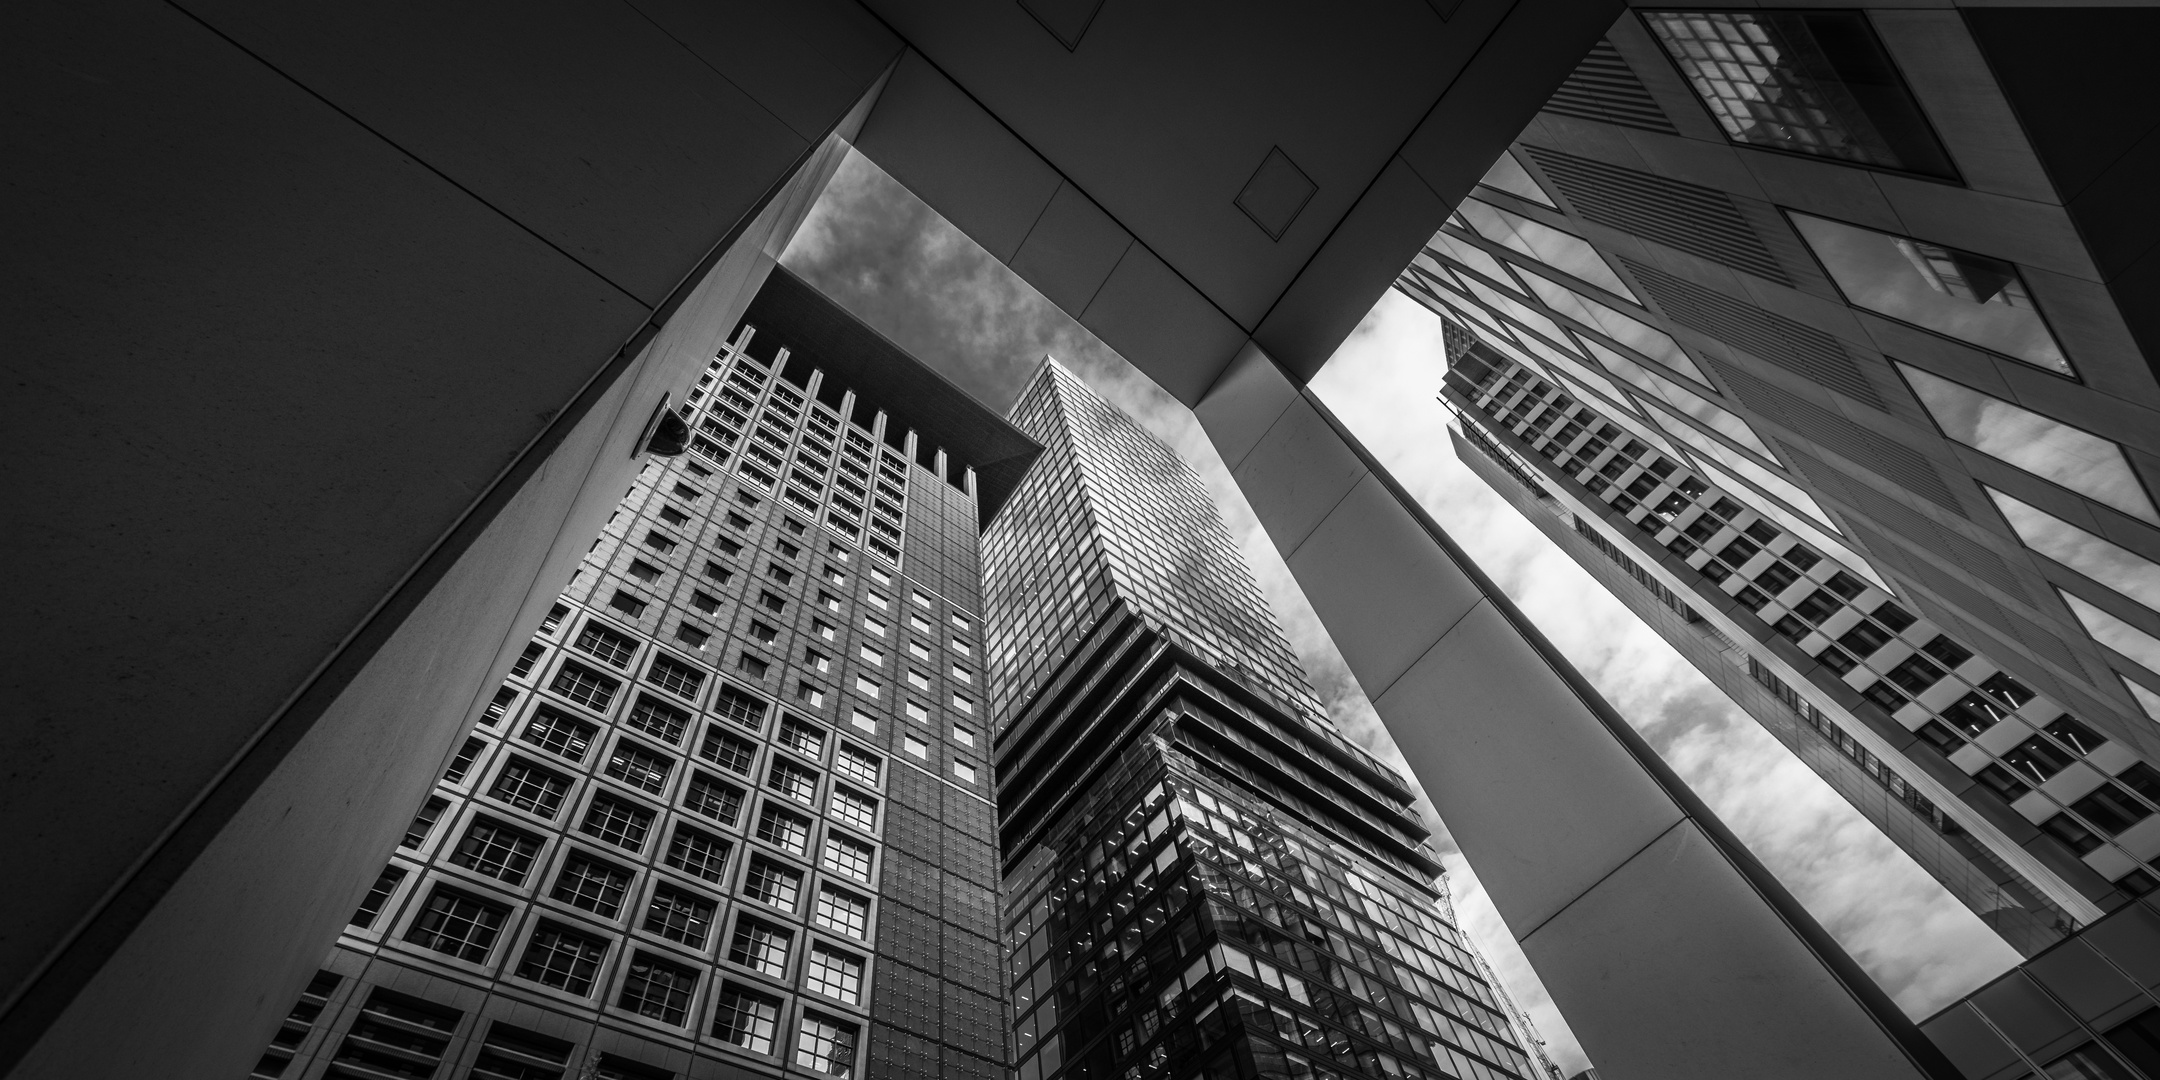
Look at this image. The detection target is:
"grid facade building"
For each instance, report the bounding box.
[986,364,1564,1080]
[1396,8,2160,961]
[247,272,1034,1080]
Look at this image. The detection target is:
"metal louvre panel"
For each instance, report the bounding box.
[1523,146,1790,283]
[1542,40,1680,134]
[1623,260,1881,407]
[1714,363,1957,512]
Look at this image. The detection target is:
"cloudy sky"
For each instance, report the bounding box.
[780,149,2021,1074]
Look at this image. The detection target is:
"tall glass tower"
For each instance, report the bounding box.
[244,270,1036,1080]
[985,362,1559,1080]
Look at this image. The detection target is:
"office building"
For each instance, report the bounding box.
[244,271,1038,1080]
[1398,9,2160,961]
[986,363,1562,1080]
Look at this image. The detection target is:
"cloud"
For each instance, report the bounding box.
[780,150,2020,1078]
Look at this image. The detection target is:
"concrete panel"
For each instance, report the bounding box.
[630,0,902,142]
[1231,398,1371,558]
[1374,602,1687,932]
[1195,342,1300,472]
[1011,182,1134,318]
[1,0,645,1027]
[1079,244,1249,406]
[1520,822,1924,1080]
[1285,475,1487,694]
[856,50,1064,263]
[1258,157,1452,381]
[1922,1004,2025,1080]
[179,0,816,306]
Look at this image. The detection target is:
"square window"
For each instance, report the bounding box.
[551,661,621,712]
[759,591,787,614]
[664,824,732,884]
[822,834,874,881]
[580,793,655,852]
[702,562,732,585]
[795,1015,858,1077]
[833,744,881,786]
[767,759,821,805]
[491,760,571,818]
[805,945,865,1005]
[625,694,690,744]
[780,716,826,760]
[683,772,745,826]
[516,923,607,996]
[674,621,710,650]
[618,952,699,1027]
[743,855,804,911]
[738,653,770,679]
[450,818,542,885]
[907,641,929,662]
[405,887,508,963]
[642,530,677,554]
[750,621,779,644]
[813,886,870,939]
[626,560,661,584]
[643,885,717,949]
[699,727,757,775]
[351,865,407,929]
[712,985,783,1054]
[805,648,831,673]
[799,683,828,708]
[605,740,675,795]
[828,786,877,832]
[952,725,975,748]
[814,620,837,641]
[756,804,813,856]
[691,590,722,614]
[646,654,706,700]
[553,854,633,917]
[728,917,792,978]
[523,706,600,762]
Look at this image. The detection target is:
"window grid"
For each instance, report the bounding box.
[580,794,655,853]
[405,888,507,963]
[551,855,632,918]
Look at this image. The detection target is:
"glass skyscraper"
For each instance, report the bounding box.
[985,362,1559,1080]
[245,270,1034,1080]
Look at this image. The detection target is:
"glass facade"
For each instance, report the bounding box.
[1899,364,2157,525]
[1643,11,1958,179]
[247,285,1013,1080]
[986,363,1558,1080]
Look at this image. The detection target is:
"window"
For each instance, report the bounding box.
[862,615,886,636]
[672,482,703,502]
[703,683,763,731]
[1920,635,1973,670]
[552,854,632,917]
[780,716,826,759]
[1643,11,1955,179]
[906,669,929,691]
[691,590,722,615]
[814,619,837,641]
[829,786,877,832]
[767,562,795,585]
[664,824,732,883]
[491,761,571,818]
[618,953,699,1026]
[743,856,804,911]
[451,819,542,885]
[903,736,928,760]
[855,676,880,699]
[795,1014,858,1077]
[550,661,620,712]
[952,693,973,715]
[713,985,783,1054]
[834,744,881,786]
[1975,763,2031,804]
[729,918,793,977]
[1457,197,1636,301]
[626,695,689,744]
[699,727,757,776]
[952,725,975,749]
[1941,692,2012,738]
[953,761,976,784]
[767,759,820,804]
[405,887,507,963]
[523,707,598,762]
[1902,365,2153,522]
[443,737,486,785]
[850,708,876,733]
[657,505,689,526]
[1884,654,1945,695]
[905,701,928,724]
[804,648,832,674]
[606,740,675,795]
[2042,812,2104,855]
[517,923,607,995]
[719,532,746,551]
[799,683,828,709]
[642,530,678,554]
[2049,715,2105,756]
[684,772,745,825]
[609,590,649,619]
[951,614,971,632]
[626,559,661,584]
[482,686,518,726]
[759,590,787,614]
[512,643,545,678]
[539,603,569,635]
[907,640,929,662]
[580,794,655,852]
[738,653,771,679]
[2073,785,2154,837]
[814,886,870,939]
[644,885,717,949]
[1838,621,1892,659]
[1860,680,1908,714]
[646,654,706,700]
[351,865,406,929]
[673,621,711,650]
[757,805,813,856]
[702,561,732,586]
[1982,671,2035,709]
[951,665,972,685]
[805,945,865,1005]
[822,834,875,881]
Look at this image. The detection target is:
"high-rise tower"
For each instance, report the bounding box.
[985,362,1560,1080]
[245,270,1038,1080]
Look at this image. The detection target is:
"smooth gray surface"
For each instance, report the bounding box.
[1520,823,1925,1080]
[1231,396,1371,556]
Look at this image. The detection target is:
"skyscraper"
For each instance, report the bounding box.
[986,362,1560,1080]
[1395,10,2160,961]
[245,270,1037,1080]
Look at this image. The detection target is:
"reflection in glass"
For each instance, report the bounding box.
[1428,232,1522,294]
[1457,198,1637,301]
[1988,489,2160,611]
[1901,364,2155,523]
[1643,11,1957,179]
[2125,677,2160,720]
[1478,150,1556,207]
[1659,417,1839,534]
[1518,275,1706,381]
[2059,590,2160,674]
[1460,274,1573,347]
[1594,347,1775,457]
[1793,213,2069,373]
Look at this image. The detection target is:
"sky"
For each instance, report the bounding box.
[779,148,2022,1075]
